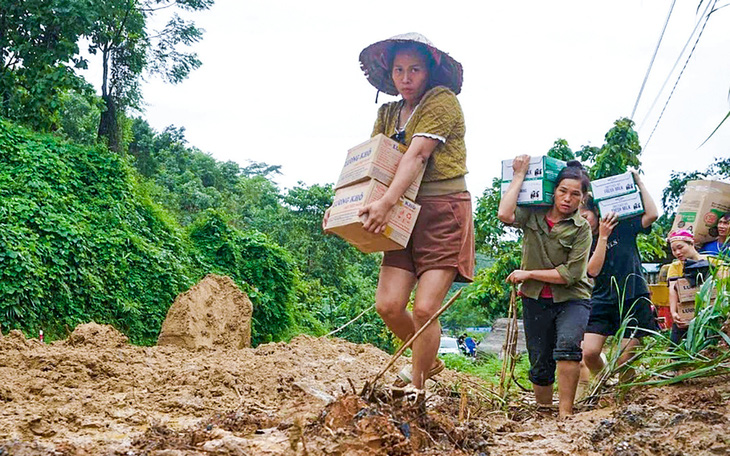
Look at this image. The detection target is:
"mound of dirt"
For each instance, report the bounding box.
[157,274,253,350]
[0,329,34,351]
[62,322,129,348]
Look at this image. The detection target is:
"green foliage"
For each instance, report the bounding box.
[620,269,730,388]
[636,229,667,262]
[463,243,522,319]
[0,119,194,344]
[0,118,312,348]
[474,178,509,257]
[546,139,575,161]
[577,118,642,179]
[440,294,492,330]
[441,352,530,387]
[57,90,103,145]
[469,177,523,321]
[0,0,93,131]
[188,209,296,345]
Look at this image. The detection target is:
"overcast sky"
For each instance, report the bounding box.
[107,0,730,212]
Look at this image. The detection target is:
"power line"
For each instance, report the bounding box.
[638,0,715,132]
[631,0,677,120]
[643,0,718,151]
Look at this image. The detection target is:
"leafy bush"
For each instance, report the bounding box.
[188,209,297,345]
[0,119,195,344]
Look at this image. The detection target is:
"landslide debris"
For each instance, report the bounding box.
[157,274,253,350]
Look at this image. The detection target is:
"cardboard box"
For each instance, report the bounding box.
[590,172,637,202]
[335,134,425,201]
[598,191,644,220]
[675,278,698,304]
[501,156,566,182]
[671,180,730,245]
[500,179,555,206]
[677,300,696,321]
[675,277,718,320]
[325,179,421,253]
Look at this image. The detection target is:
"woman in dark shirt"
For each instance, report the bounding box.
[578,172,658,385]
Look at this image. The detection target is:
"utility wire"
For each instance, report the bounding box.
[643,0,718,151]
[631,0,677,120]
[638,0,715,132]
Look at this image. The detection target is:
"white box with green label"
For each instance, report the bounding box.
[501,156,567,182]
[598,191,644,220]
[590,172,637,202]
[500,179,556,206]
[500,156,566,206]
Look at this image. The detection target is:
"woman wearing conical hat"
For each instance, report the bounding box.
[334,33,474,390]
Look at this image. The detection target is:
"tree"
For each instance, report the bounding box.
[0,0,94,131]
[546,139,575,162]
[577,117,641,179]
[87,0,213,151]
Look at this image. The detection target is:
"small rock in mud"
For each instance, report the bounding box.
[689,410,726,424]
[616,404,646,428]
[612,440,641,456]
[590,419,615,443]
[27,417,56,437]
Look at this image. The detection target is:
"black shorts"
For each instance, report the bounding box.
[585,294,657,339]
[522,297,591,387]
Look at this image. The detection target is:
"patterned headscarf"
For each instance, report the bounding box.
[667,229,694,244]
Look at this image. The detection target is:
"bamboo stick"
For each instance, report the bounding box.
[361,289,463,398]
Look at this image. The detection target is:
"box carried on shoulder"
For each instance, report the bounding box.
[500,179,555,206]
[500,155,566,206]
[590,172,637,202]
[671,180,730,245]
[325,179,420,253]
[335,134,425,201]
[501,156,566,182]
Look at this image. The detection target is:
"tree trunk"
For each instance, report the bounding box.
[98,95,122,153]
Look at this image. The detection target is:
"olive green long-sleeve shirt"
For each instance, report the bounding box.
[510,207,593,302]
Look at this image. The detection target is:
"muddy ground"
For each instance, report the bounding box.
[0,323,728,455]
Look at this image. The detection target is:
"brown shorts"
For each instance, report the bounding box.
[382,191,475,282]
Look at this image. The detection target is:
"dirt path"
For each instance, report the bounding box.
[1,324,728,455]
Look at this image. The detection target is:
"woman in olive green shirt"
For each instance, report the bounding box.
[498,155,592,418]
[324,33,474,391]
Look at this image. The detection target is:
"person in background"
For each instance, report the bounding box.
[457,334,467,355]
[498,156,593,419]
[324,33,474,391]
[666,230,705,344]
[464,334,476,357]
[578,171,659,386]
[700,212,729,256]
